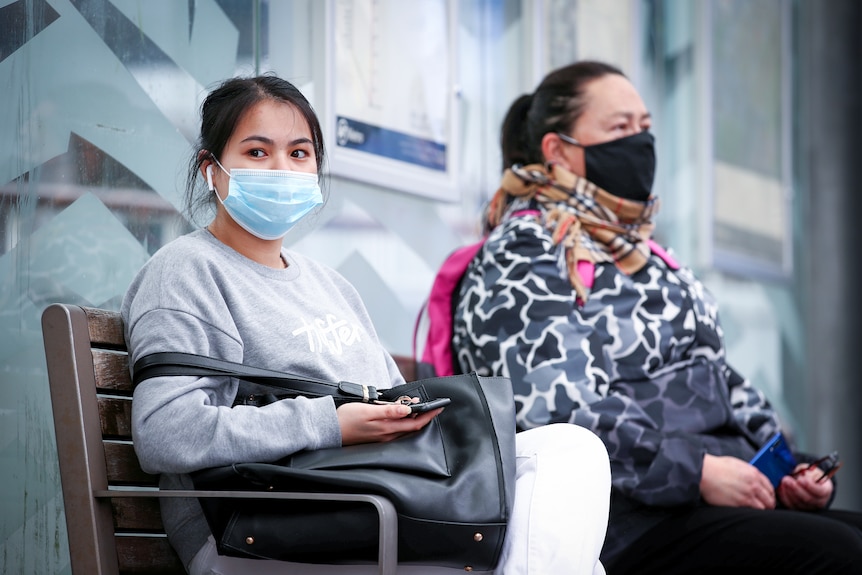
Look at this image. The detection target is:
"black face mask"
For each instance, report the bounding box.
[558,130,656,202]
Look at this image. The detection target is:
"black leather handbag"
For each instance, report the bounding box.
[132,352,517,571]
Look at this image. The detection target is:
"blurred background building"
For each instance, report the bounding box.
[2,0,859,572]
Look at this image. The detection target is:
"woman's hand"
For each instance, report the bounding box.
[777,463,833,510]
[700,454,776,509]
[336,402,444,446]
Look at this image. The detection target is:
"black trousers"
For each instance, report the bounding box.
[606,507,862,575]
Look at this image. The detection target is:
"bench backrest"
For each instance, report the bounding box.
[43,303,186,574]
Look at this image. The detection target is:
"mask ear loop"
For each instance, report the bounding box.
[557,132,583,146]
[207,158,229,209]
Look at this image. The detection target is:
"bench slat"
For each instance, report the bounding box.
[84,306,127,349]
[105,442,159,487]
[100,397,132,439]
[116,536,185,574]
[94,349,133,394]
[112,498,165,532]
[392,354,417,382]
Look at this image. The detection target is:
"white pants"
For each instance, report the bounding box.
[190,424,610,575]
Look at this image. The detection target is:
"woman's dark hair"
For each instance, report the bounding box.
[500,60,625,171]
[185,74,327,223]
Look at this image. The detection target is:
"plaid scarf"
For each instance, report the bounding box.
[486,163,660,301]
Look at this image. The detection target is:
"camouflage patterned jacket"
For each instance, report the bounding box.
[452,215,782,562]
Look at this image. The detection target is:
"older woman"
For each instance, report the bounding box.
[452,60,862,574]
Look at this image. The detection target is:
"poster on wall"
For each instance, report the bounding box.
[325,0,459,201]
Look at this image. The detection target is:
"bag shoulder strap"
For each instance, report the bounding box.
[647,239,680,269]
[571,240,679,288]
[132,352,381,402]
[417,241,486,377]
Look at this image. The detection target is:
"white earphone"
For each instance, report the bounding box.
[206,164,214,191]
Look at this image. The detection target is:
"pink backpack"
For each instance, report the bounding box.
[414,241,486,378]
[414,235,678,377]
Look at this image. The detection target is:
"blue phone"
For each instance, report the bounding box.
[750,432,797,488]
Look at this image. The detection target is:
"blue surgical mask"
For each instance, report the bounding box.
[211,159,323,240]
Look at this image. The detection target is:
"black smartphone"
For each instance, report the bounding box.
[410,397,451,413]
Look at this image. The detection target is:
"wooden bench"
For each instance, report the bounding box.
[42,303,415,575]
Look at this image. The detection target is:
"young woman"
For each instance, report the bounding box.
[452,60,862,574]
[122,74,611,575]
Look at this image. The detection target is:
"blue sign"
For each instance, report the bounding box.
[335,116,447,172]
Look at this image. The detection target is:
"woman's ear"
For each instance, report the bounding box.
[542,132,585,176]
[541,132,568,165]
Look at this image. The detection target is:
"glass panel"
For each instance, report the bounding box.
[639,0,701,263]
[0,1,263,571]
[711,0,790,276]
[638,0,800,435]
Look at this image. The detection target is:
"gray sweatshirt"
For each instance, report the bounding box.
[121,229,404,569]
